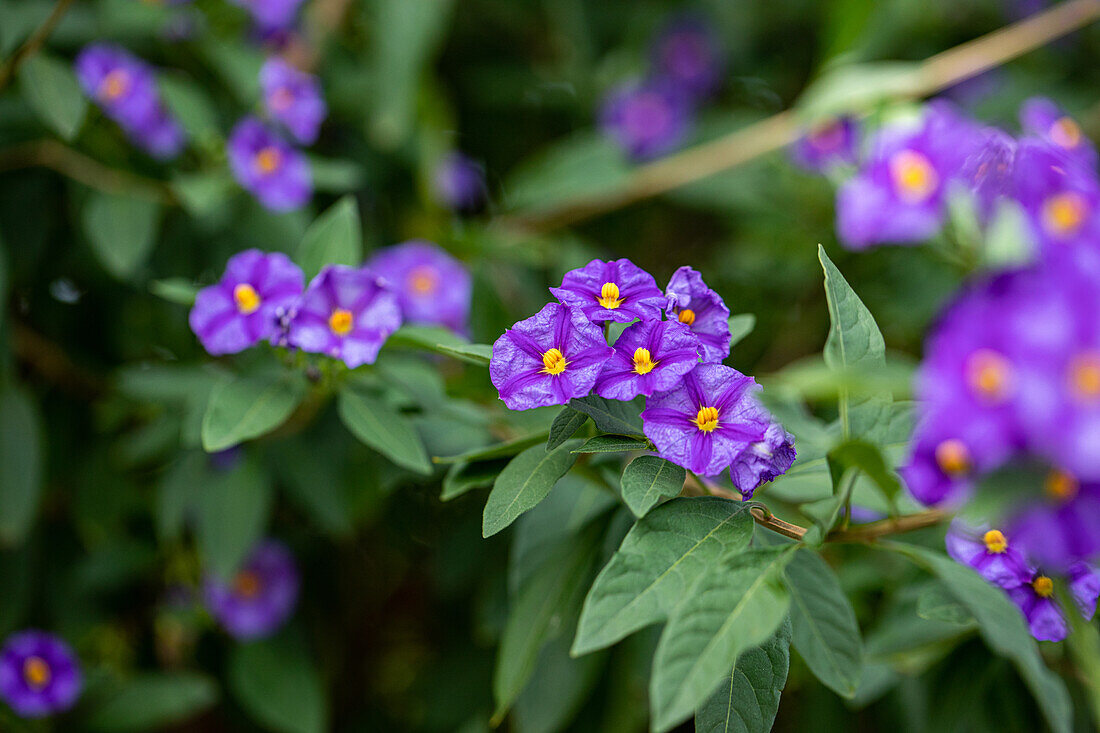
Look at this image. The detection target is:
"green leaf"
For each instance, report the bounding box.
[229,634,328,733]
[337,388,432,474]
[916,581,975,626]
[620,456,684,518]
[547,406,588,450]
[796,61,920,119]
[826,440,901,509]
[573,434,648,453]
[309,156,366,192]
[0,387,43,546]
[297,196,362,280]
[784,549,862,697]
[384,324,469,352]
[573,498,753,656]
[435,342,493,365]
[156,452,205,543]
[650,546,795,732]
[515,634,606,733]
[82,192,161,280]
[195,459,272,579]
[149,277,199,306]
[441,458,508,501]
[201,371,307,452]
[482,440,581,537]
[728,314,756,350]
[505,132,630,213]
[694,619,791,733]
[887,544,1072,733]
[85,673,218,731]
[433,432,548,465]
[569,395,645,437]
[18,53,87,140]
[158,73,220,142]
[172,171,235,222]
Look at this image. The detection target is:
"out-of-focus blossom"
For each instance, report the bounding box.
[650,15,723,101]
[664,265,731,362]
[600,78,692,161]
[550,258,666,324]
[594,319,700,400]
[945,520,1031,588]
[287,265,402,368]
[1020,97,1098,170]
[260,57,326,145]
[367,241,472,333]
[230,0,305,32]
[189,249,304,355]
[204,540,300,640]
[0,631,81,718]
[1011,138,1100,253]
[489,303,613,411]
[1006,471,1100,571]
[1070,561,1100,619]
[432,152,487,214]
[959,127,1017,225]
[227,117,312,211]
[728,421,796,499]
[791,117,859,172]
[74,44,184,159]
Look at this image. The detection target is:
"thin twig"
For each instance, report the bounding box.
[0,0,77,91]
[497,0,1100,235]
[12,323,106,399]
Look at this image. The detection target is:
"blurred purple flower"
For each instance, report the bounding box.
[0,631,81,718]
[959,127,1017,225]
[260,57,326,145]
[594,319,700,401]
[641,363,770,476]
[286,265,402,368]
[1020,97,1097,170]
[791,117,859,172]
[489,303,612,411]
[1070,561,1100,619]
[600,78,692,161]
[74,44,184,160]
[230,0,304,32]
[1006,470,1100,571]
[204,540,299,640]
[227,117,312,211]
[367,240,472,333]
[1011,138,1100,253]
[550,258,665,324]
[728,421,796,499]
[945,520,1031,589]
[189,249,304,355]
[650,15,723,101]
[664,265,731,362]
[432,152,487,214]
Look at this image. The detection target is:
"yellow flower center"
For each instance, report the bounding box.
[22,656,51,690]
[1045,469,1080,503]
[407,266,438,295]
[233,283,261,315]
[1042,192,1088,237]
[268,86,295,112]
[541,348,567,375]
[632,348,658,375]
[254,146,282,175]
[98,68,131,101]
[329,309,354,336]
[597,282,623,309]
[889,149,939,204]
[1069,351,1100,401]
[934,439,971,477]
[233,570,263,598]
[1032,575,1054,598]
[983,529,1008,554]
[694,406,719,432]
[677,308,696,326]
[1051,116,1082,149]
[965,349,1013,403]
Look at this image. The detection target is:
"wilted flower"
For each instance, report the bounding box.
[650,15,723,101]
[367,240,472,333]
[594,319,700,400]
[286,265,402,368]
[663,265,732,362]
[1020,97,1097,170]
[641,363,771,476]
[227,117,312,211]
[74,44,184,160]
[791,117,860,172]
[489,303,612,411]
[229,0,305,32]
[260,57,326,145]
[0,631,82,718]
[432,152,487,214]
[945,521,1032,588]
[728,422,796,499]
[1011,138,1100,253]
[600,78,692,161]
[204,540,300,640]
[550,258,666,324]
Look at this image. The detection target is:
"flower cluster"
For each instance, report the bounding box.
[189,242,471,365]
[204,539,300,640]
[74,44,185,160]
[0,631,81,718]
[489,259,795,495]
[599,14,724,161]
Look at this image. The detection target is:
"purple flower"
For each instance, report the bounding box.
[1069,562,1100,619]
[664,265,732,362]
[189,249,304,355]
[599,78,692,161]
[260,57,326,145]
[203,540,300,640]
[1008,573,1068,641]
[286,265,402,368]
[1005,470,1100,571]
[1020,97,1097,170]
[366,240,472,333]
[489,303,613,411]
[650,15,723,101]
[791,117,859,172]
[836,102,980,249]
[1011,138,1100,253]
[74,44,184,160]
[432,152,487,214]
[945,520,1032,589]
[0,631,81,718]
[594,319,700,400]
[550,258,666,324]
[227,117,312,212]
[728,422,796,499]
[230,0,305,32]
[641,363,770,476]
[959,127,1017,225]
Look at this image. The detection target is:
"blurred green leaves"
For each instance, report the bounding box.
[297,196,362,280]
[229,633,328,733]
[82,192,162,280]
[0,386,43,546]
[18,52,87,140]
[202,371,307,452]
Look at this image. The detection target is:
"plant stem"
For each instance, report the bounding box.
[0,0,76,91]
